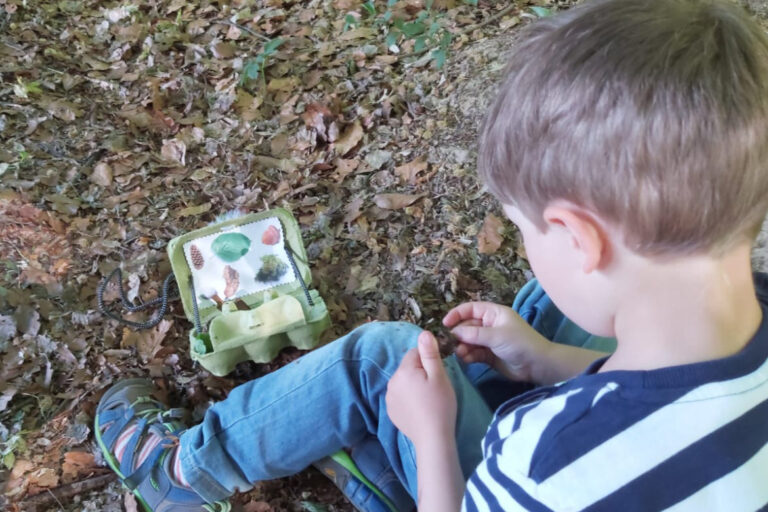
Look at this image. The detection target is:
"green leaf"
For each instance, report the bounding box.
[212,233,252,262]
[530,6,552,17]
[440,30,452,49]
[343,14,358,31]
[464,0,478,5]
[301,502,329,512]
[3,451,14,471]
[385,31,398,47]
[431,48,447,69]
[428,20,440,37]
[362,0,376,17]
[387,0,397,6]
[263,37,284,54]
[414,37,425,53]
[401,21,425,37]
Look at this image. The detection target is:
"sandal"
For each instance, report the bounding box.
[94,378,230,512]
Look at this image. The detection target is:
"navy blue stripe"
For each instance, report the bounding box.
[584,397,768,511]
[530,383,690,482]
[462,486,479,512]
[485,455,555,512]
[469,470,505,511]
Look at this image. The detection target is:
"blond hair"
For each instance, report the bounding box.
[479,0,768,255]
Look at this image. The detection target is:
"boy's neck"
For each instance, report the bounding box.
[600,243,763,373]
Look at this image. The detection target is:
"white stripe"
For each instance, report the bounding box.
[533,370,768,510]
[662,442,768,512]
[464,478,491,512]
[494,388,582,475]
[591,383,618,407]
[474,461,528,512]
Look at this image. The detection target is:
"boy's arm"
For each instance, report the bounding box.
[414,434,465,512]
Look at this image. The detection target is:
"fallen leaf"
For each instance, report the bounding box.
[373,193,423,210]
[333,158,359,182]
[90,162,113,187]
[121,320,173,362]
[344,196,365,224]
[161,139,187,166]
[478,213,505,254]
[125,492,139,512]
[267,76,299,92]
[365,150,392,170]
[395,156,428,183]
[211,41,236,59]
[176,202,212,218]
[334,121,363,155]
[62,452,96,482]
[339,27,375,41]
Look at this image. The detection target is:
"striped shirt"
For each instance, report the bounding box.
[463,273,768,511]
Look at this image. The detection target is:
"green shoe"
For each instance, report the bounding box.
[313,450,400,512]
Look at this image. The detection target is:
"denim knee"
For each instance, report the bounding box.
[341,321,422,370]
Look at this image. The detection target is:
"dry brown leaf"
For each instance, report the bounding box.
[334,120,363,155]
[122,320,173,362]
[339,27,375,41]
[90,162,113,187]
[394,156,428,184]
[62,451,96,482]
[373,193,424,210]
[161,139,186,166]
[478,213,505,254]
[211,41,236,59]
[125,492,139,512]
[344,196,365,224]
[267,76,299,92]
[333,158,359,182]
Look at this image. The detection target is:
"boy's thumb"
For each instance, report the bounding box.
[418,331,444,378]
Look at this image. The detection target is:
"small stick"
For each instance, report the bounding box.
[17,473,117,509]
[433,324,460,358]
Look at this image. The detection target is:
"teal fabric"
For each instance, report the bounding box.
[513,278,617,353]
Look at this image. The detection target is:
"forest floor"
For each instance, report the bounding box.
[1,0,767,511]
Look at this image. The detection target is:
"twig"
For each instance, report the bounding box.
[18,473,117,509]
[219,20,271,42]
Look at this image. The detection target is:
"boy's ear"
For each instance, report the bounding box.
[542,204,610,273]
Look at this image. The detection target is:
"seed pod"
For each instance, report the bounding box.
[190,244,205,270]
[223,265,239,298]
[261,225,281,245]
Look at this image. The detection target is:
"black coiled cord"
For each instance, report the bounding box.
[96,268,179,329]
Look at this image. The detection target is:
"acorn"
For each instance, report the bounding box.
[261,225,281,245]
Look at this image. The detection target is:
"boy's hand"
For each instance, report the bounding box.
[385,331,457,446]
[443,302,552,382]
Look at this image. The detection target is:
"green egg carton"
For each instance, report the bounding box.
[167,208,330,376]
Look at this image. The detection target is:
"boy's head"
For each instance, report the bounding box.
[480,0,768,256]
[480,0,768,335]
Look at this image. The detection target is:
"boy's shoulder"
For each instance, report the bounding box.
[468,275,768,510]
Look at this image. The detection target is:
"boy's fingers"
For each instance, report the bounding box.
[451,324,508,349]
[443,302,502,327]
[417,331,444,379]
[398,348,421,370]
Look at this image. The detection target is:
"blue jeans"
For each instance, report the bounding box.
[179,279,617,510]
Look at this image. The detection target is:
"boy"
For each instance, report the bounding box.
[93,0,768,510]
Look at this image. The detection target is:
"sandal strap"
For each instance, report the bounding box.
[99,407,136,452]
[124,435,174,490]
[119,417,149,479]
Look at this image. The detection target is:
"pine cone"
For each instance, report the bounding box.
[190,244,205,270]
[223,265,239,298]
